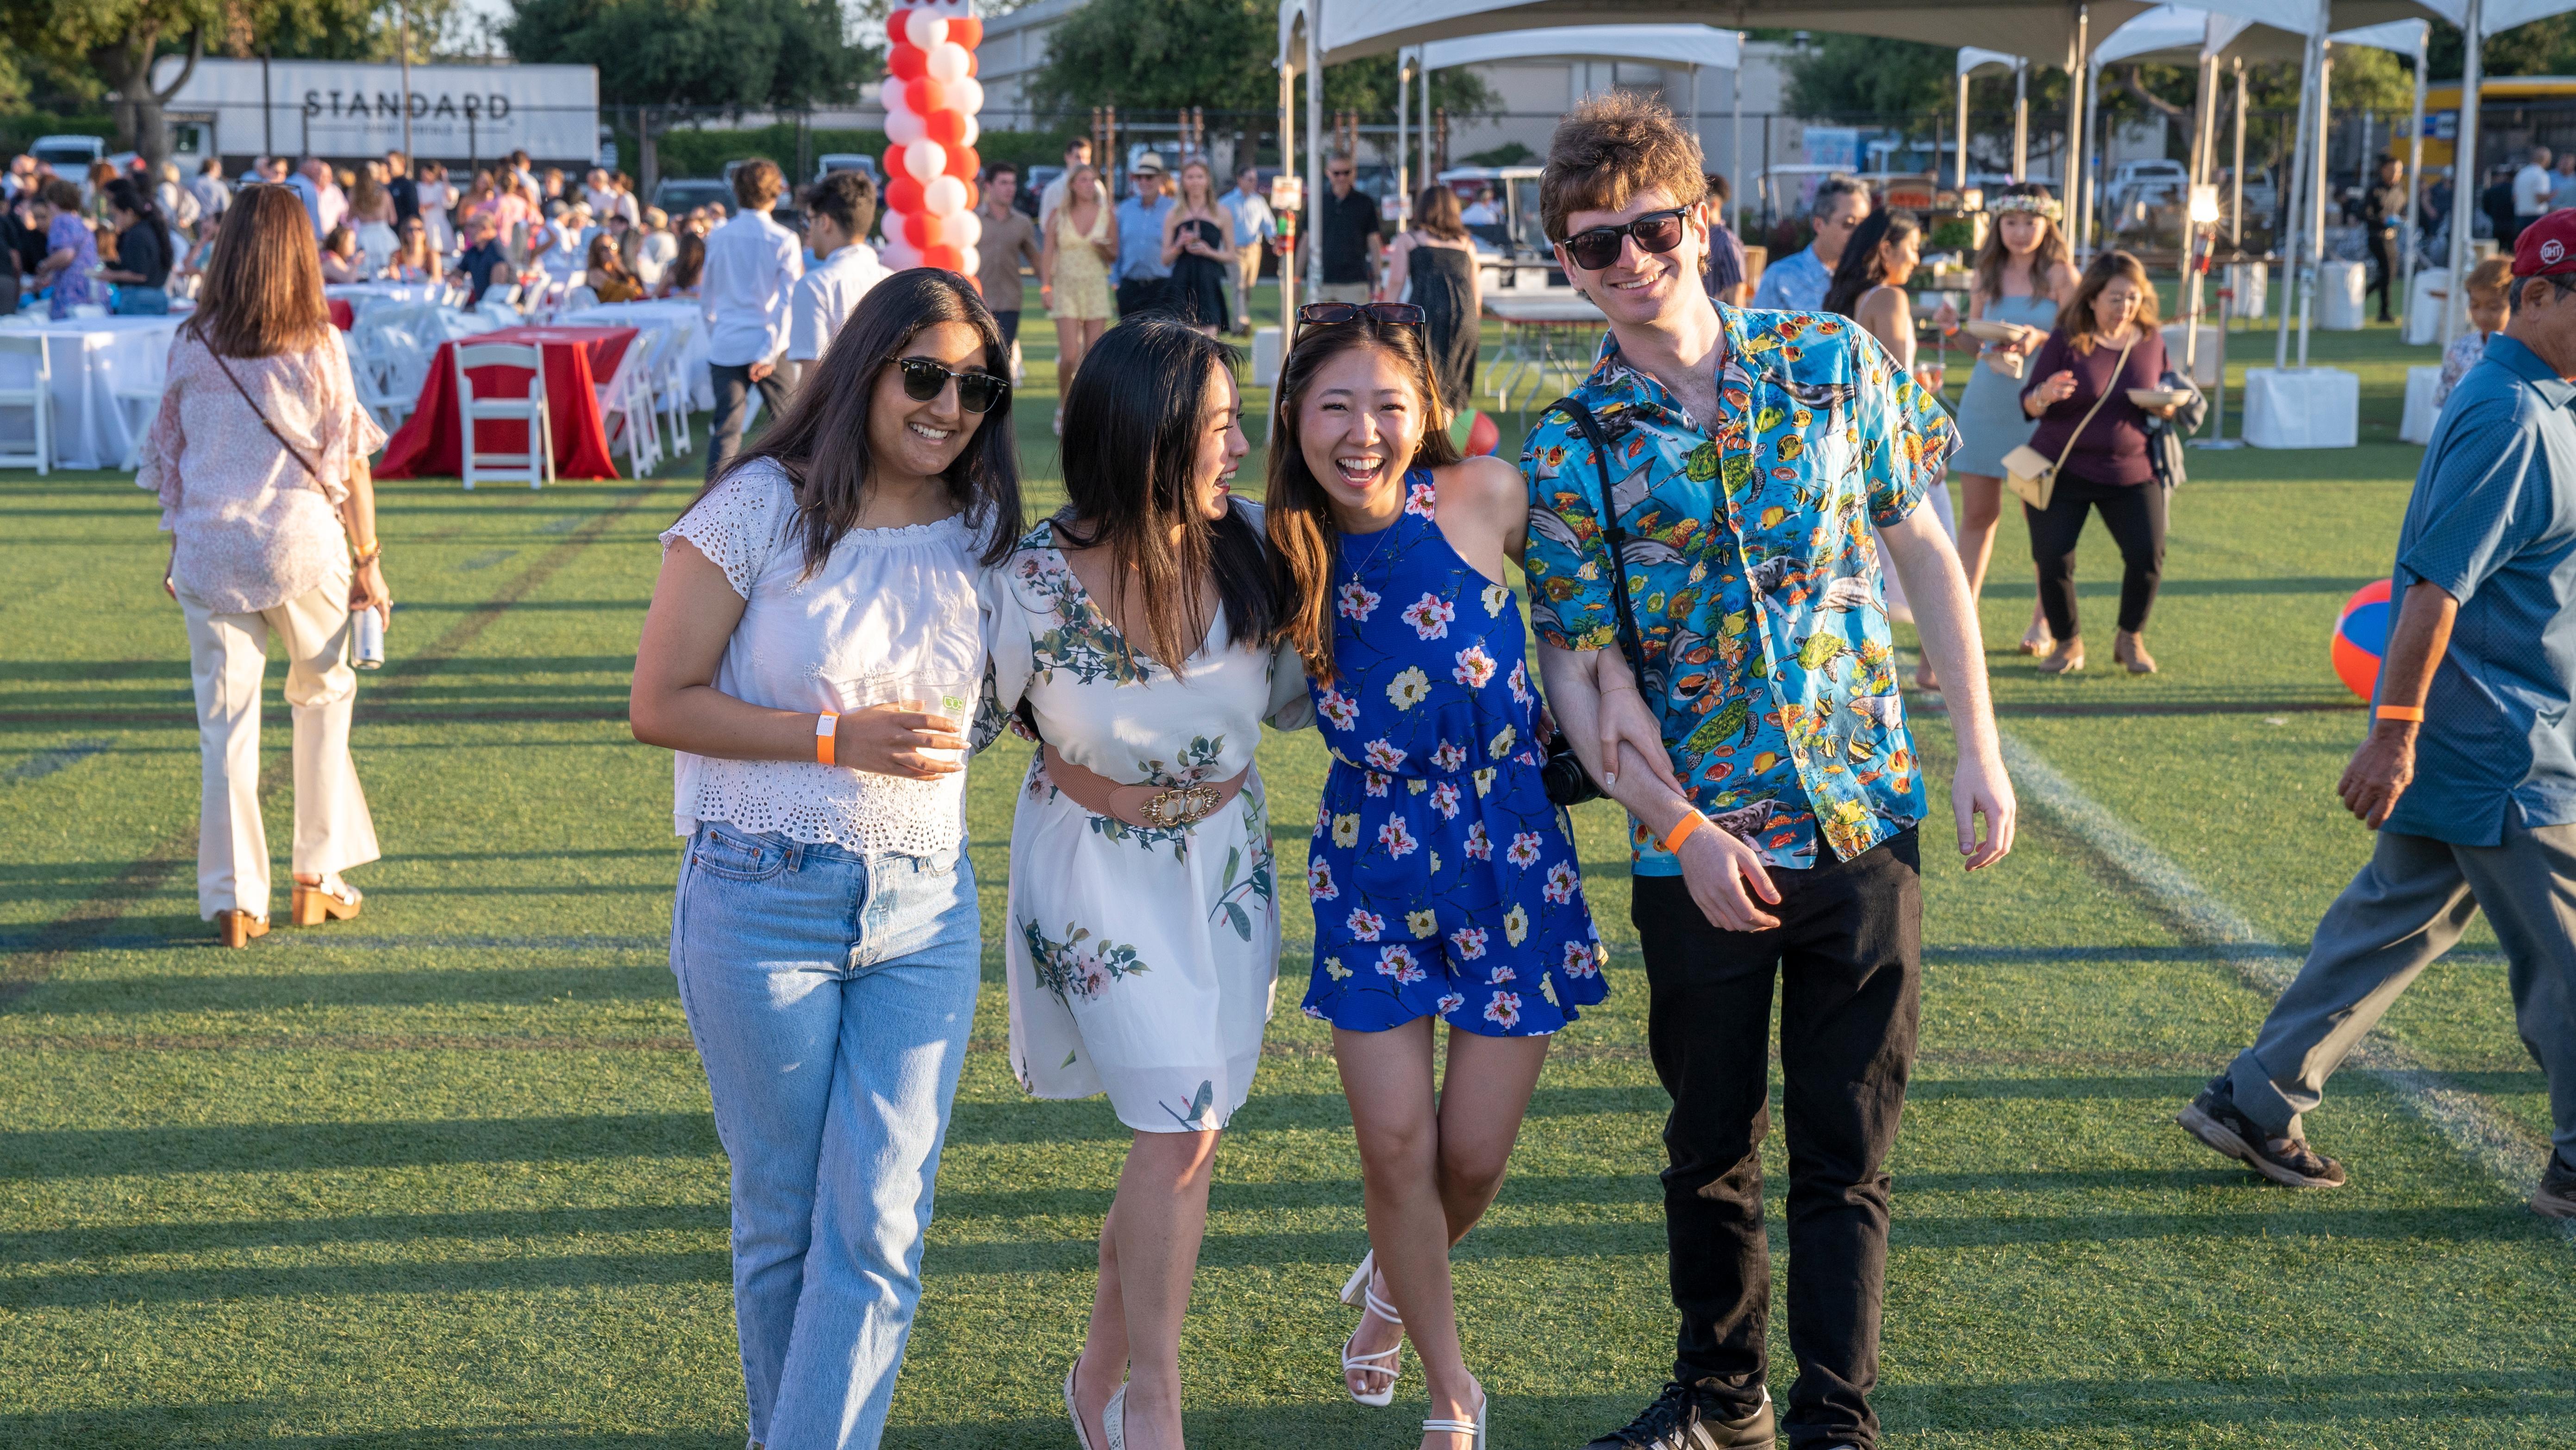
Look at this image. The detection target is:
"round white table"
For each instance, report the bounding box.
[0,312,186,471]
[327,282,451,315]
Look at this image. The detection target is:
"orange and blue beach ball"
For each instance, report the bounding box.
[2333,579,2392,701]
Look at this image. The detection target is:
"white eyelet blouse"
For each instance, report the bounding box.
[659,458,993,857]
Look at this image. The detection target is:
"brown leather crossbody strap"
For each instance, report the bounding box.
[205,344,327,490]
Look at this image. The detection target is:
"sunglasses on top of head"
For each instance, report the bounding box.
[1557,206,1692,272]
[1296,301,1424,329]
[894,356,1009,414]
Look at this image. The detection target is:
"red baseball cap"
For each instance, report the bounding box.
[2515,211,2576,277]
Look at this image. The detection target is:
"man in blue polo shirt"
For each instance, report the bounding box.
[2181,211,2576,1219]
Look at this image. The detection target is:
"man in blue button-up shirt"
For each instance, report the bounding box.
[1112,155,1175,320]
[2183,214,2576,1218]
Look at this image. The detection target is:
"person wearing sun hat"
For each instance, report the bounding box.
[2179,207,2576,1218]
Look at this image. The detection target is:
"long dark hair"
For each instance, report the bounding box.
[688,268,1022,571]
[1821,209,1919,317]
[186,184,329,359]
[1970,183,2070,305]
[1263,315,1461,684]
[1056,318,1275,671]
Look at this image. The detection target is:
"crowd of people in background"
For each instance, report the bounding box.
[0,144,742,323]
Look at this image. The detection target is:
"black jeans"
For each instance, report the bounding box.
[706,358,791,483]
[991,308,1021,348]
[1115,276,1172,319]
[2027,470,2166,638]
[2367,227,2400,321]
[1633,830,1922,1450]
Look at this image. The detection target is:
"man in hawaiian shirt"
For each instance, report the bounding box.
[1524,94,2017,1450]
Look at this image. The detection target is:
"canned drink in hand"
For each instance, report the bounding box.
[352,606,386,670]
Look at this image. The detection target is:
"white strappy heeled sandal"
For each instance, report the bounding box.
[1423,1382,1488,1449]
[1100,1381,1128,1450]
[1063,1362,1100,1450]
[1338,1250,1404,1407]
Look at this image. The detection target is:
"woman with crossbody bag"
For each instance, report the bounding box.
[2012,249,2182,676]
[136,184,392,947]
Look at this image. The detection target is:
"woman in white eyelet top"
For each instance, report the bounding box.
[659,457,987,856]
[628,271,1022,1450]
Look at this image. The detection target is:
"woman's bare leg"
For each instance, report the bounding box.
[1080,1128,1220,1450]
[1054,314,1086,396]
[1338,1020,1550,1446]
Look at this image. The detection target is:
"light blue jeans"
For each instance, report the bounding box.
[671,821,983,1450]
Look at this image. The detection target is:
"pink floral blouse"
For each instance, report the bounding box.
[136,327,387,615]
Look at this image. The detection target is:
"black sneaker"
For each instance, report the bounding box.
[1585,1380,1774,1450]
[1686,1381,1776,1449]
[2533,1155,2576,1219]
[2178,1078,2347,1188]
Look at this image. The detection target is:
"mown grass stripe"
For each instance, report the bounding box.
[1997,728,2567,1229]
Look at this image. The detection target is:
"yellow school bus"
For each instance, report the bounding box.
[2422,77,2576,169]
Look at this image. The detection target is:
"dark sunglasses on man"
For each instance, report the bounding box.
[1556,206,1693,272]
[894,356,1009,414]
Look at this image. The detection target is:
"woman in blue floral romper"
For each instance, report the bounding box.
[1266,311,1659,1450]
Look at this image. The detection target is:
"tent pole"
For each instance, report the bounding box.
[2401,25,2424,334]
[1306,0,1323,299]
[1957,60,1970,191]
[2231,57,2246,251]
[2303,43,2330,368]
[2066,6,2087,256]
[2445,0,2484,345]
[1397,50,1409,229]
[2014,59,2029,181]
[2275,21,2317,370]
[2083,56,2101,256]
[1733,35,1745,225]
[1422,54,1433,196]
[1280,36,1297,329]
[2184,46,2213,380]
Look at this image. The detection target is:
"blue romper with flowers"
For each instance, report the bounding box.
[1301,470,1608,1037]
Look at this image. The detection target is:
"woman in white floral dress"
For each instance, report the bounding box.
[983,320,1309,1450]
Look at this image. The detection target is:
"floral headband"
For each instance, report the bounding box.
[1988,193,2063,221]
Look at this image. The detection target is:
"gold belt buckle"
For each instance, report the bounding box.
[1140,781,1220,829]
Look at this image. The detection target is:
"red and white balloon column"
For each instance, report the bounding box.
[879,3,986,281]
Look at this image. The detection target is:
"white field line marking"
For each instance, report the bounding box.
[1997,730,2563,1218]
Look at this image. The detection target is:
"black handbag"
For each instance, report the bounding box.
[1532,394,1653,808]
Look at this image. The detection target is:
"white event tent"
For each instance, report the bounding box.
[1384,26,1744,231]
[1275,0,2163,310]
[1957,47,2035,185]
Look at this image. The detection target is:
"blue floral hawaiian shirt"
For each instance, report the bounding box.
[1519,307,1958,872]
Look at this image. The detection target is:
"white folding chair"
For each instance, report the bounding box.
[114,380,164,470]
[593,342,660,478]
[0,334,52,475]
[657,325,696,459]
[453,341,553,490]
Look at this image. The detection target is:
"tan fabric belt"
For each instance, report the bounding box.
[1041,744,1250,830]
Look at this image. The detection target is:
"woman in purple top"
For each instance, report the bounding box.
[2019,249,2182,676]
[29,178,107,317]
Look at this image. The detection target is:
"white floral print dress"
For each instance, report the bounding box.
[984,508,1314,1133]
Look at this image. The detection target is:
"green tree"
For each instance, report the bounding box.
[9,0,218,172]
[1026,0,1491,164]
[504,0,872,108]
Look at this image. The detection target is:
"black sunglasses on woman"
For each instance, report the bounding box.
[894,355,1010,414]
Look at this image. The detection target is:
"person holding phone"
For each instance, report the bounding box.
[629,270,1023,1450]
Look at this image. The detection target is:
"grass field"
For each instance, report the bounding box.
[3,297,2571,1449]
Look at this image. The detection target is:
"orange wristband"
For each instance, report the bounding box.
[1658,809,1706,854]
[2376,704,2425,723]
[816,712,839,766]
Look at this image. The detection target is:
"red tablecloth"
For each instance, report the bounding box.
[329,298,355,330]
[377,325,640,481]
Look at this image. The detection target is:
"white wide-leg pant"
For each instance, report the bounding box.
[177,572,381,921]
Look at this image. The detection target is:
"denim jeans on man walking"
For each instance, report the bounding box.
[672,821,983,1450]
[1631,830,1923,1450]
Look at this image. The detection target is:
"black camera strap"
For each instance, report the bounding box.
[1541,395,1648,678]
